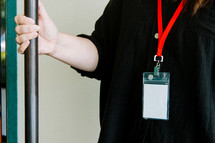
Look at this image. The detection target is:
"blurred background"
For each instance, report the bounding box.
[0,0,7,142]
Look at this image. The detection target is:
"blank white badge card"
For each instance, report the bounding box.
[142,72,170,120]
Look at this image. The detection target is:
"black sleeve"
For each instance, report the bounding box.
[73,0,123,80]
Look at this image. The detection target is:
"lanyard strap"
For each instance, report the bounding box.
[156,0,187,59]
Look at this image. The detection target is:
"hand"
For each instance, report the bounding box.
[15,0,59,55]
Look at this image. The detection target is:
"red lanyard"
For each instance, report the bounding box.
[156,0,187,60]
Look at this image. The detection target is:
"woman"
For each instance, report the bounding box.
[15,0,215,142]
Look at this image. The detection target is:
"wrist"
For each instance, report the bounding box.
[47,32,60,57]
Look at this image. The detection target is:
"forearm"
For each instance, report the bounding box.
[50,33,99,72]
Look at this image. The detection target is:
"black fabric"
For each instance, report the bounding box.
[75,0,215,142]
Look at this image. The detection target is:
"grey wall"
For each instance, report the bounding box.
[17,0,108,142]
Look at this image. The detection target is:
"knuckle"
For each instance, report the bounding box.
[19,44,25,53]
[26,17,35,24]
[17,35,27,44]
[19,41,29,53]
[15,36,20,44]
[16,15,24,24]
[20,25,30,34]
[15,26,20,34]
[29,32,38,39]
[14,16,18,23]
[15,15,21,23]
[27,26,32,32]
[16,15,34,25]
[20,35,27,42]
[22,18,27,24]
[24,19,30,24]
[28,33,36,40]
[18,47,24,54]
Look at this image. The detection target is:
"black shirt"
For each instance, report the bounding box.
[76,0,215,142]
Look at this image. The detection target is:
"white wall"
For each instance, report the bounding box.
[17,0,108,142]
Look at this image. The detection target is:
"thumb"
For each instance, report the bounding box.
[38,0,50,20]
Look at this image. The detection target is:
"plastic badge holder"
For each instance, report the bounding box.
[142,72,170,120]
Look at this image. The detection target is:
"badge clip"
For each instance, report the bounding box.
[153,55,164,77]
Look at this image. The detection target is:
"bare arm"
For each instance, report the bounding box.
[15,1,98,72]
[51,33,98,72]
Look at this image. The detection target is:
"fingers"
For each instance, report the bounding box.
[15,15,35,25]
[15,24,40,35]
[16,32,38,45]
[17,40,30,54]
[15,14,40,52]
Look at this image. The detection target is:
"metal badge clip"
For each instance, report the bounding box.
[153,55,164,76]
[154,55,164,62]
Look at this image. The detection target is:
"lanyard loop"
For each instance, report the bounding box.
[155,0,187,60]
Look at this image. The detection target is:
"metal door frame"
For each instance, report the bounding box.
[5,0,18,142]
